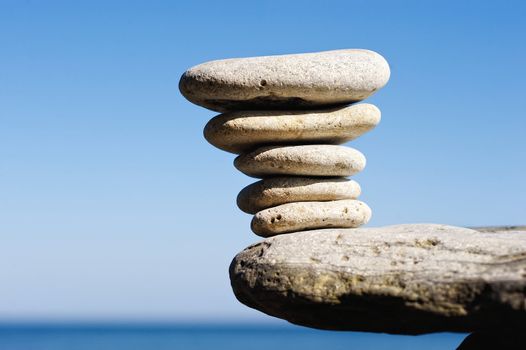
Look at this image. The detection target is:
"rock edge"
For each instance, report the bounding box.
[230,224,526,334]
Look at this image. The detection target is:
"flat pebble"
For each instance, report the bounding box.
[237,177,361,214]
[204,104,380,154]
[180,49,390,112]
[251,199,371,237]
[234,145,366,178]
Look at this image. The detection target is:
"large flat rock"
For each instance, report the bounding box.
[179,49,390,112]
[229,224,526,334]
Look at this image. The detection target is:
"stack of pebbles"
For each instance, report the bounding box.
[180,49,390,237]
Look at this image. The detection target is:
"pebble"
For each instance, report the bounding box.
[204,104,380,154]
[234,145,366,178]
[250,199,371,237]
[179,49,390,112]
[237,177,361,214]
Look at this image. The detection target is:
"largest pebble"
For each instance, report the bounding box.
[179,49,390,112]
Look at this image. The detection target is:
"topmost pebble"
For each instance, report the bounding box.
[179,49,390,112]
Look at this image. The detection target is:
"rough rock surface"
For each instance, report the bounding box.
[204,104,381,154]
[179,49,390,112]
[237,177,361,214]
[234,145,366,178]
[251,199,371,237]
[230,224,526,334]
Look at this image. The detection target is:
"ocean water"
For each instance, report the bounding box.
[0,324,466,350]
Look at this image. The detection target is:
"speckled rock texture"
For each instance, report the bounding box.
[237,177,361,214]
[251,200,371,237]
[179,49,390,112]
[204,104,381,154]
[230,224,526,334]
[234,145,366,178]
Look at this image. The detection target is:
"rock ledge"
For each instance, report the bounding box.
[229,224,526,334]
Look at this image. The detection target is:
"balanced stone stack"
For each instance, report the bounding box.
[180,50,526,342]
[180,49,390,237]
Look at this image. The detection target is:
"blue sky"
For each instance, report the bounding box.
[0,0,525,327]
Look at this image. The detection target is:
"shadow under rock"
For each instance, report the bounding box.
[457,330,526,349]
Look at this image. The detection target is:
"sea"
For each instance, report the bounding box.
[0,323,467,350]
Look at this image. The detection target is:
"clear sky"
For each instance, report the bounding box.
[0,0,525,324]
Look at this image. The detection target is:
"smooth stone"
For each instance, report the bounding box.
[204,104,381,154]
[237,177,361,214]
[179,49,390,112]
[251,199,371,237]
[230,224,526,334]
[234,145,366,178]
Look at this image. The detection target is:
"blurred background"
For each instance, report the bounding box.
[1,0,525,348]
